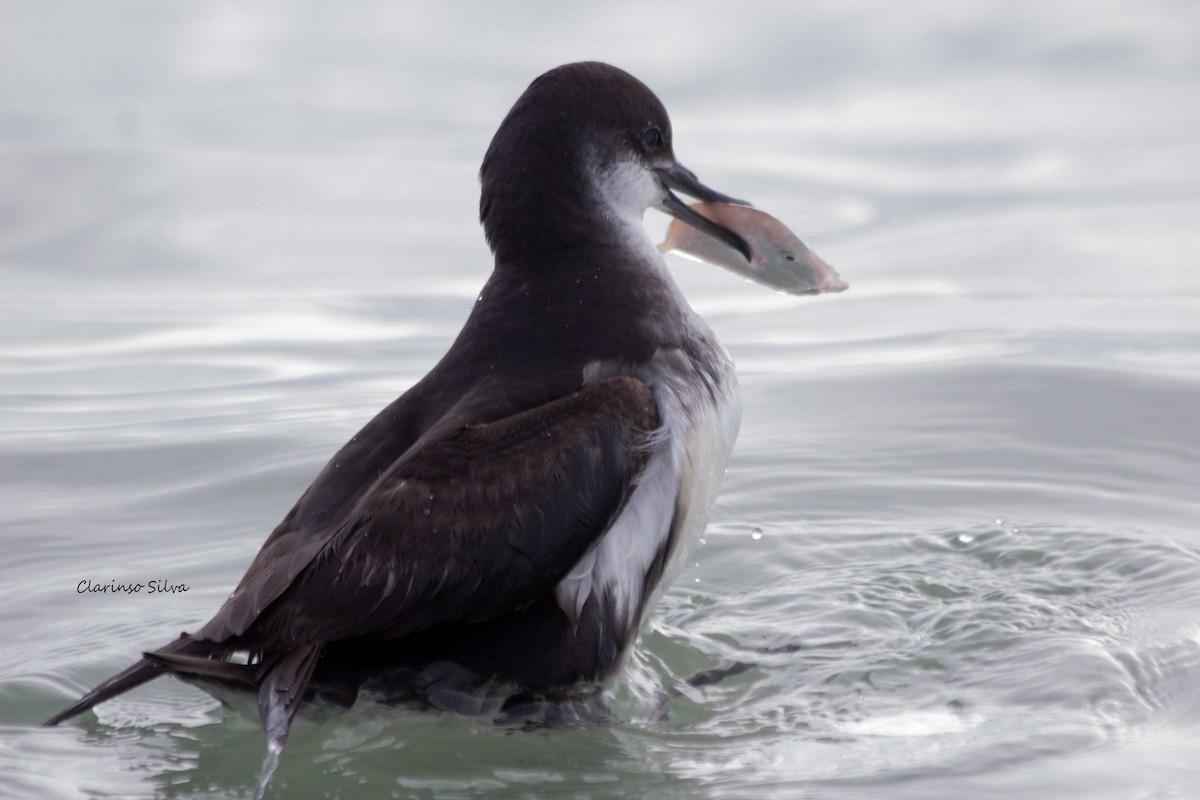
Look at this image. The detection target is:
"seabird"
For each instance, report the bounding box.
[46,61,846,748]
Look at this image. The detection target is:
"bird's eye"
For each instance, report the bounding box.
[643,127,662,147]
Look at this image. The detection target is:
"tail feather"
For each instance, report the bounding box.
[142,649,269,687]
[47,634,327,750]
[44,636,208,726]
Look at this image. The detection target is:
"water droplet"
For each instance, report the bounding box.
[955,532,976,544]
[751,528,764,540]
[256,740,283,799]
[994,518,1004,525]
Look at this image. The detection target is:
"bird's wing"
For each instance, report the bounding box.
[200,375,660,649]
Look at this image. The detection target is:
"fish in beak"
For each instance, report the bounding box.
[653,163,848,296]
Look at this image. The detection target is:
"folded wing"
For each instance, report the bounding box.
[49,376,661,748]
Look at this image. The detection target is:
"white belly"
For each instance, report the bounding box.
[554,323,741,645]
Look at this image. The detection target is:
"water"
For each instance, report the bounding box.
[2,1,1199,797]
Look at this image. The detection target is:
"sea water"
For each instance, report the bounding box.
[2,2,1199,798]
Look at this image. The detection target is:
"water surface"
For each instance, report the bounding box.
[2,2,1199,798]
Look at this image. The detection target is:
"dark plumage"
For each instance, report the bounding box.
[46,61,762,749]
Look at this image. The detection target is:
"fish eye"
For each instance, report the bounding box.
[643,127,662,147]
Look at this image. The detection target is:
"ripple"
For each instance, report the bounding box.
[637,521,1200,788]
[3,1,1200,797]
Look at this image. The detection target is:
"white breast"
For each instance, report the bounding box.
[554,320,741,644]
[557,164,743,647]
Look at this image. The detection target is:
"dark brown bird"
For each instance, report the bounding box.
[46,61,842,750]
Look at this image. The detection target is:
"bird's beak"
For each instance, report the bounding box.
[654,164,754,263]
[654,163,847,296]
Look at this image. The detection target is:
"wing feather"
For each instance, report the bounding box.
[200,376,659,651]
